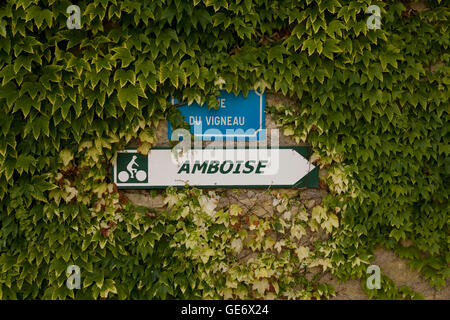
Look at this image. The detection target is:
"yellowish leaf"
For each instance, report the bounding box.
[253,279,269,296]
[60,149,73,166]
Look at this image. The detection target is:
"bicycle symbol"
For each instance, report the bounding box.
[118,155,147,182]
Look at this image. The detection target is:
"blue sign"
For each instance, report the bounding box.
[168,90,265,140]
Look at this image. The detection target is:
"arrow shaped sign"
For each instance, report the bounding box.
[112,147,318,189]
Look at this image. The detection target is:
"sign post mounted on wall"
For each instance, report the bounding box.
[168,90,266,141]
[112,147,318,189]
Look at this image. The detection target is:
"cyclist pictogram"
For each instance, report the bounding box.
[117,153,148,183]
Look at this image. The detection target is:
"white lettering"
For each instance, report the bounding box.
[181,304,216,318]
[66,5,81,29]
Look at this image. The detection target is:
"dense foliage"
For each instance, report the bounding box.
[0,0,448,299]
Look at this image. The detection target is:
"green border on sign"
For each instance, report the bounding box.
[111,146,318,189]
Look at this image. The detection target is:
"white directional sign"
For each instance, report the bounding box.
[112,147,318,189]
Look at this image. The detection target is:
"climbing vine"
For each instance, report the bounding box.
[0,0,448,299]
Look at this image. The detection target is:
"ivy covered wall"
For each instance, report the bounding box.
[0,0,448,299]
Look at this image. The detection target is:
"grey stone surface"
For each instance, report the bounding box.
[155,120,170,146]
[124,191,165,209]
[373,247,450,300]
